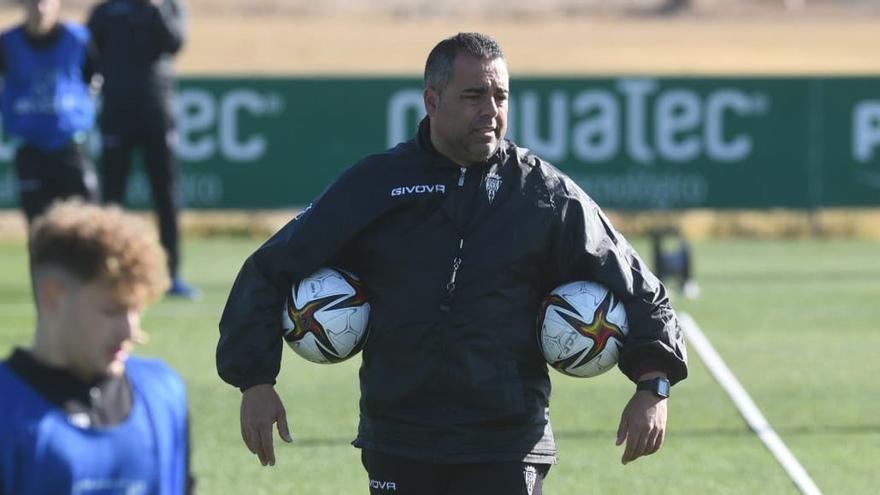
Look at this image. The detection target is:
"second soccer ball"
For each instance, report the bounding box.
[282,267,370,364]
[537,280,629,378]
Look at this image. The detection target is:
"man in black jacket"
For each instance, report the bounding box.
[87,0,198,298]
[218,33,687,494]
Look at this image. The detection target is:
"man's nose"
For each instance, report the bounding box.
[481,95,500,118]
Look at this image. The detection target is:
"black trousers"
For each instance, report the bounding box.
[14,142,99,223]
[361,450,551,495]
[100,125,181,276]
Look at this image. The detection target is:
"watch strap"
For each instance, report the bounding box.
[637,377,671,398]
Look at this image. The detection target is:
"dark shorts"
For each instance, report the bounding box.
[361,449,551,495]
[14,142,98,222]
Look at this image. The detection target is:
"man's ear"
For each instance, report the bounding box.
[424,87,439,117]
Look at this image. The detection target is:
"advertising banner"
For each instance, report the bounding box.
[1,76,878,210]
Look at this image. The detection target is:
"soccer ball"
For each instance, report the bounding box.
[281,267,370,364]
[537,281,629,378]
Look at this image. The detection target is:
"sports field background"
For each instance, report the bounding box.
[1,238,877,494]
[1,1,879,493]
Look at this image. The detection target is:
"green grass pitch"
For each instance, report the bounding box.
[1,236,878,494]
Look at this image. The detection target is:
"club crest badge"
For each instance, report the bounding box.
[486,172,502,204]
[523,465,537,495]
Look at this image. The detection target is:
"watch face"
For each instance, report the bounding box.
[639,378,670,398]
[657,379,670,397]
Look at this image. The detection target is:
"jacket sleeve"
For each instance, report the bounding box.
[83,35,99,83]
[151,0,187,55]
[552,180,688,385]
[85,4,105,52]
[216,162,382,390]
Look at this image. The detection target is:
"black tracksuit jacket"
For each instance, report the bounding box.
[217,118,688,463]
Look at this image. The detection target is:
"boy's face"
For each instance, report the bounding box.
[53,278,144,381]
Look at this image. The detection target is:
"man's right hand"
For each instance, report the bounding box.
[240,384,293,466]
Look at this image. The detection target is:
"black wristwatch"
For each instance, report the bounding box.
[637,377,671,398]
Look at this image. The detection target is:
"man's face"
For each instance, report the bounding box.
[53,278,144,381]
[425,55,510,167]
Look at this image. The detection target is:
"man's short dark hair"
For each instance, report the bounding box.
[424,32,505,93]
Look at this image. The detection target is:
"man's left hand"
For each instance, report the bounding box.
[615,390,667,465]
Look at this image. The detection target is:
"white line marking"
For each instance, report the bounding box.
[679,312,823,495]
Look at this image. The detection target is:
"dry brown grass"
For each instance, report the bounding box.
[2,6,880,75]
[607,209,880,240]
[174,15,880,76]
[6,208,878,243]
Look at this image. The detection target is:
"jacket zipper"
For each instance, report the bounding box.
[441,238,464,312]
[441,167,469,312]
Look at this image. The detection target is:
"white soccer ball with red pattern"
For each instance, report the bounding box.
[537,281,629,378]
[281,267,370,363]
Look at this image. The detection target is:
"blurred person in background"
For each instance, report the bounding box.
[0,0,99,225]
[87,0,198,299]
[655,0,690,15]
[218,32,687,494]
[0,198,193,494]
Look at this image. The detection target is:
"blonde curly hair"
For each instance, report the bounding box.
[29,199,170,306]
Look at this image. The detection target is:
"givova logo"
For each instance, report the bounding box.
[390,184,446,197]
[369,479,397,491]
